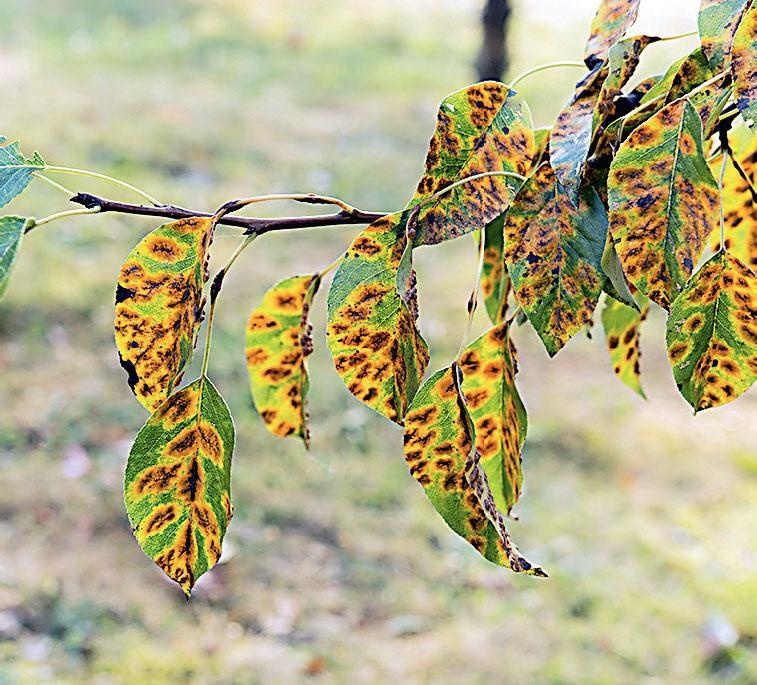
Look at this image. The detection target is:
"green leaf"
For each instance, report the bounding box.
[550,65,607,206]
[403,363,545,575]
[601,236,639,311]
[124,376,235,597]
[666,251,756,411]
[327,212,428,424]
[583,0,642,68]
[0,215,28,300]
[698,0,750,70]
[480,215,510,324]
[504,163,608,356]
[0,137,45,210]
[708,129,756,268]
[601,293,650,397]
[608,100,719,310]
[531,127,551,169]
[245,274,320,447]
[732,1,757,128]
[408,82,533,246]
[115,217,214,413]
[459,323,527,514]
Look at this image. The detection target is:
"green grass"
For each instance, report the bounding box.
[0,1,755,683]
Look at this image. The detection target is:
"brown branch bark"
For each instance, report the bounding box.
[68,192,386,235]
[475,0,511,82]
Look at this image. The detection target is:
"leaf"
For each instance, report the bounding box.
[0,137,45,210]
[403,363,545,575]
[608,100,719,310]
[584,0,641,69]
[550,65,608,206]
[709,129,756,268]
[698,0,750,70]
[732,0,757,128]
[115,216,214,413]
[0,216,28,300]
[480,215,510,324]
[504,163,608,356]
[532,127,551,168]
[666,251,756,411]
[408,82,534,246]
[601,236,639,310]
[459,323,526,514]
[245,274,319,446]
[327,212,429,423]
[601,293,650,397]
[124,376,235,597]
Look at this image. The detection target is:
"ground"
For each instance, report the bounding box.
[0,1,755,683]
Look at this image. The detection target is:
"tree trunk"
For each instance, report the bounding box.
[475,0,511,82]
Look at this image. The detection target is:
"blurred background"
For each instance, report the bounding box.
[0,0,755,682]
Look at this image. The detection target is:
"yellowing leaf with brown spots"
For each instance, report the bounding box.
[601,293,650,397]
[459,323,526,514]
[698,0,750,70]
[504,162,608,356]
[480,214,511,325]
[124,376,234,597]
[408,82,534,246]
[246,274,319,446]
[115,217,214,413]
[666,251,756,411]
[584,0,641,69]
[608,100,719,310]
[708,129,756,268]
[732,1,757,127]
[404,363,545,575]
[327,212,429,424]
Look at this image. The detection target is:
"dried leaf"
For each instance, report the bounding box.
[404,364,545,575]
[0,137,44,210]
[125,376,235,596]
[0,216,28,300]
[459,323,526,514]
[601,293,650,397]
[246,274,320,446]
[608,100,719,310]
[504,163,608,356]
[666,251,756,411]
[115,217,214,412]
[409,82,533,245]
[327,212,428,423]
[584,0,641,68]
[732,1,757,128]
[698,0,750,70]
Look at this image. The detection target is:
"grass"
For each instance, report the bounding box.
[0,0,755,683]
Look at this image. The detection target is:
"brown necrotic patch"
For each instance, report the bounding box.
[134,462,182,496]
[142,503,179,536]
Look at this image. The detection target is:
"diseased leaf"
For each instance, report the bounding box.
[0,216,28,300]
[0,137,45,210]
[246,274,319,446]
[504,163,608,356]
[124,376,235,597]
[698,0,750,70]
[459,323,526,514]
[732,0,757,128]
[327,212,428,423]
[601,236,639,310]
[601,293,650,397]
[584,0,641,68]
[115,217,214,413]
[480,215,510,324]
[404,364,545,575]
[550,65,607,206]
[409,82,533,246]
[532,127,551,169]
[608,100,719,310]
[709,129,756,268]
[666,251,756,411]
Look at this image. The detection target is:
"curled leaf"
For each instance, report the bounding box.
[504,163,608,356]
[246,274,320,446]
[327,212,428,423]
[601,293,650,397]
[404,364,545,575]
[115,217,214,412]
[698,0,750,70]
[409,82,533,245]
[666,251,756,411]
[0,137,45,210]
[608,100,719,310]
[732,1,756,128]
[480,214,510,325]
[0,216,28,300]
[584,0,641,69]
[125,376,235,597]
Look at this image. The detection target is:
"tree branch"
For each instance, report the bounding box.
[69,192,386,235]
